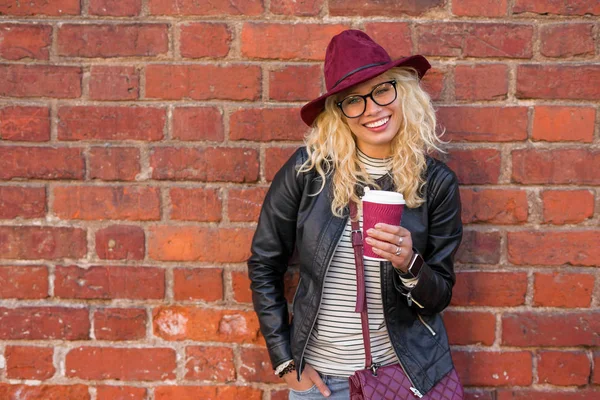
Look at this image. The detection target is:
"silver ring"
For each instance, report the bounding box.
[397,236,403,246]
[395,246,402,256]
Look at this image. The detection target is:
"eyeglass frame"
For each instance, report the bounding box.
[336,80,398,119]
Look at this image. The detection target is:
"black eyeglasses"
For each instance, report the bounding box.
[336,80,397,119]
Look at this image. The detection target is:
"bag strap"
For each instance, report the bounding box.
[349,201,373,369]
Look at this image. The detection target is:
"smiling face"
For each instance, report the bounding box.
[337,73,402,158]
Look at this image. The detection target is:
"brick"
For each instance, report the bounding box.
[330,0,443,16]
[0,385,90,400]
[508,231,600,266]
[230,108,307,141]
[145,64,261,100]
[228,187,268,222]
[89,66,139,100]
[172,107,224,141]
[265,147,298,181]
[452,272,527,306]
[94,308,147,340]
[169,187,222,222]
[452,0,508,16]
[0,64,81,98]
[517,65,600,100]
[180,23,231,58]
[0,307,89,340]
[540,24,595,57]
[0,106,50,142]
[364,23,412,60]
[532,106,595,142]
[456,230,501,264]
[148,226,253,262]
[155,386,262,400]
[538,351,590,386]
[533,272,594,308]
[89,147,141,181]
[66,347,176,381]
[58,106,165,141]
[0,226,86,260]
[58,24,168,58]
[461,189,528,224]
[502,311,600,346]
[0,186,46,218]
[417,23,533,58]
[514,0,600,15]
[594,351,600,384]
[0,0,80,16]
[185,346,235,381]
[444,311,495,346]
[0,24,51,60]
[89,0,142,16]
[444,149,501,185]
[464,392,494,400]
[272,389,290,400]
[420,68,444,101]
[542,190,594,224]
[55,265,165,300]
[512,149,600,184]
[269,65,322,101]
[438,106,526,142]
[96,386,147,400]
[151,147,259,182]
[153,306,262,344]
[453,351,532,386]
[240,347,279,383]
[53,186,160,221]
[231,269,299,304]
[0,265,48,299]
[497,389,600,400]
[271,0,323,15]
[0,146,84,180]
[96,225,145,260]
[454,65,508,100]
[148,0,264,15]
[241,23,348,60]
[174,268,223,301]
[6,346,55,380]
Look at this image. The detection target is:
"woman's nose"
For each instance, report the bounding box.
[363,96,382,116]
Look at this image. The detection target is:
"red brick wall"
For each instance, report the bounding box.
[0,1,598,399]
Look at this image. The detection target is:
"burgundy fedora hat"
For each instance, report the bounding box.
[300,29,430,127]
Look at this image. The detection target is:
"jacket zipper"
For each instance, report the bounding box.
[417,314,436,336]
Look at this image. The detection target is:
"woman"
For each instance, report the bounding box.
[248,30,462,399]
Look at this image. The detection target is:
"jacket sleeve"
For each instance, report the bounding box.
[395,163,463,315]
[247,148,306,369]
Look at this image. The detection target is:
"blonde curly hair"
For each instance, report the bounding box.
[298,67,445,217]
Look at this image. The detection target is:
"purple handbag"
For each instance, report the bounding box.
[348,202,464,400]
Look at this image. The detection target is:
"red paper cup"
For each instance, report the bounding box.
[362,190,405,260]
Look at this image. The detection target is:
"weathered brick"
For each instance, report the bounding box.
[180,23,231,58]
[6,346,55,380]
[0,24,52,60]
[148,0,264,15]
[0,64,81,98]
[55,265,165,300]
[421,68,444,101]
[456,230,501,265]
[514,0,600,15]
[453,351,533,386]
[155,386,263,400]
[172,107,224,141]
[145,64,261,100]
[452,272,527,306]
[364,23,412,60]
[148,226,253,262]
[454,65,509,100]
[517,65,600,100]
[497,389,600,400]
[452,0,508,16]
[0,186,46,218]
[58,106,165,141]
[0,226,87,260]
[594,351,600,384]
[532,106,595,142]
[94,308,147,340]
[89,0,142,16]
[540,24,595,57]
[174,268,223,301]
[89,147,141,181]
[185,346,236,381]
[0,0,80,16]
[444,311,496,346]
[240,347,279,383]
[533,272,594,308]
[512,149,600,184]
[460,189,528,224]
[96,225,145,260]
[438,106,526,142]
[0,385,90,400]
[0,106,50,142]
[150,147,259,183]
[0,265,48,299]
[541,190,594,224]
[538,351,590,385]
[169,187,222,222]
[66,347,176,381]
[89,66,139,100]
[269,65,322,101]
[271,0,323,15]
[0,307,89,340]
[0,146,84,180]
[230,108,307,141]
[265,147,298,182]
[508,231,600,266]
[96,386,147,400]
[330,0,443,16]
[444,149,501,185]
[241,23,348,60]
[228,187,268,222]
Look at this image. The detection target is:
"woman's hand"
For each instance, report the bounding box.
[283,363,331,397]
[365,223,414,273]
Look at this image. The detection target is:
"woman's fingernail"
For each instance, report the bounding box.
[365,238,372,243]
[324,389,331,396]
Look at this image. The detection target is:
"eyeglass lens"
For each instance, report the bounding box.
[340,82,397,118]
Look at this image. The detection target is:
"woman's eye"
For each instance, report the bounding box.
[374,87,389,96]
[345,97,362,105]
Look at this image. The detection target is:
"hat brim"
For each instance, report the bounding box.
[300,55,431,127]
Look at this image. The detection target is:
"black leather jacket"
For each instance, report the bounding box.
[248,147,462,394]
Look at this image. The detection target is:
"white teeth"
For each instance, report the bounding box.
[365,117,389,128]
